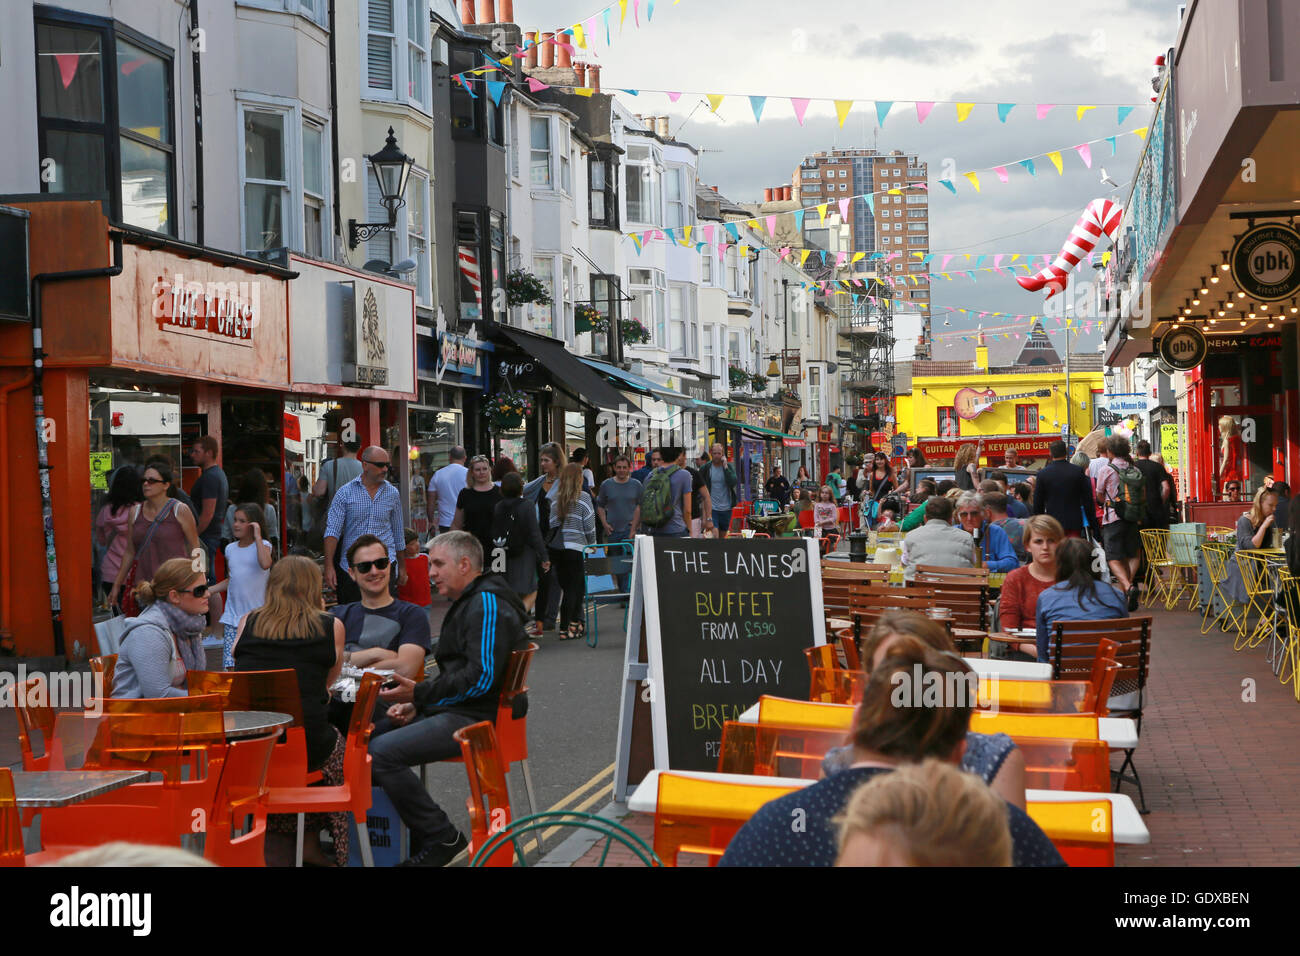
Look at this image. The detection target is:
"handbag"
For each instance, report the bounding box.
[120,500,176,617]
[94,609,130,655]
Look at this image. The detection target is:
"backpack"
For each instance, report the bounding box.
[640,465,681,528]
[491,500,528,558]
[1106,461,1147,523]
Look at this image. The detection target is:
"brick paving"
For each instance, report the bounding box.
[561,603,1300,867]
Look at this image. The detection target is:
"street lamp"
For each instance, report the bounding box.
[348,127,416,249]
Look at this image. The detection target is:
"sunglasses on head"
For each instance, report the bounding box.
[178,584,209,598]
[142,477,165,485]
[354,557,391,574]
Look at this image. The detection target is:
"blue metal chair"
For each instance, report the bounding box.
[582,542,634,647]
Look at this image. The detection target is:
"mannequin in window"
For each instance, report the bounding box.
[1219,416,1245,499]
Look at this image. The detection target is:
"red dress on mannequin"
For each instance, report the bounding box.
[1220,434,1246,485]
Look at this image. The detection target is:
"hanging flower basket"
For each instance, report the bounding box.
[506,269,552,307]
[483,390,533,431]
[750,373,770,394]
[621,317,652,345]
[576,303,607,334]
[728,364,751,390]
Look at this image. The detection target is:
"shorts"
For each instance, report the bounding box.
[223,622,239,670]
[1102,520,1140,562]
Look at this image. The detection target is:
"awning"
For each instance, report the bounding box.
[580,358,697,409]
[496,327,633,414]
[693,398,727,412]
[717,420,796,443]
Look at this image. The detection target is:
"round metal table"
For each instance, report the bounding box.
[223,710,294,740]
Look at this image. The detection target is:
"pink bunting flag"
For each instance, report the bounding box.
[994,255,1004,269]
[835,252,848,268]
[702,224,714,244]
[978,312,988,319]
[940,255,953,270]
[1074,143,1093,168]
[778,246,791,259]
[915,101,935,124]
[838,198,850,220]
[1036,104,1055,119]
[791,98,811,125]
[526,77,550,92]
[667,91,682,102]
[633,0,640,25]
[993,166,1009,184]
[55,53,81,89]
[766,215,777,237]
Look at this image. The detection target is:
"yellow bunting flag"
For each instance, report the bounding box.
[834,100,854,127]
[912,251,924,258]
[963,171,981,192]
[799,250,812,266]
[1132,126,1149,140]
[851,252,865,263]
[1076,105,1095,121]
[888,188,901,195]
[746,219,759,229]
[707,93,725,113]
[739,245,749,258]
[500,56,513,66]
[817,202,829,223]
[682,226,693,244]
[956,102,975,122]
[1047,151,1063,174]
[1102,250,1112,266]
[573,24,586,48]
[619,0,628,25]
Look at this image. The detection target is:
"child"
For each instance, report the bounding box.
[396,528,432,609]
[875,500,901,532]
[212,502,273,669]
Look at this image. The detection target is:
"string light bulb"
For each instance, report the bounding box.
[1220,251,1231,272]
[1237,290,1246,299]
[1241,318,1248,327]
[1210,272,1220,284]
[1291,299,1298,314]
[1192,296,1201,306]
[1199,278,1209,294]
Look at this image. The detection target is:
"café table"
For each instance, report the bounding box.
[963,657,1052,681]
[627,769,808,814]
[1025,789,1149,845]
[223,711,294,740]
[11,770,149,808]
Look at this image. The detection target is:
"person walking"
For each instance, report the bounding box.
[862,452,895,528]
[631,449,661,485]
[596,455,642,589]
[95,466,143,609]
[211,502,274,668]
[641,447,695,538]
[427,447,468,535]
[107,463,202,616]
[188,435,229,584]
[550,463,597,641]
[451,454,502,562]
[491,473,549,635]
[523,442,564,632]
[700,444,739,536]
[323,446,407,605]
[1094,435,1145,609]
[1032,440,1098,539]
[222,468,280,557]
[1133,440,1174,531]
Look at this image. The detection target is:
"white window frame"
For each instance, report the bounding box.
[237,96,332,259]
[665,165,688,229]
[361,0,431,114]
[406,168,431,306]
[700,248,712,284]
[301,116,329,258]
[624,142,662,227]
[531,255,556,336]
[559,123,572,194]
[237,0,328,28]
[668,282,695,357]
[562,256,574,344]
[529,115,551,187]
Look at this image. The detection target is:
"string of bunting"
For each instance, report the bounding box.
[822,291,1107,340]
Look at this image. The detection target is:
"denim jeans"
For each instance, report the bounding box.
[369,709,479,846]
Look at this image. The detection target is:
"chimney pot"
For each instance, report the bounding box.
[782,186,792,201]
[556,31,572,67]
[475,0,495,24]
[656,116,670,138]
[539,32,554,68]
[764,188,774,202]
[499,0,513,22]
[524,31,538,68]
[589,64,600,93]
[459,0,475,24]
[711,185,719,193]
[574,62,587,86]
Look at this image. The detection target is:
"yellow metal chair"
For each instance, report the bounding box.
[1199,541,1244,636]
[1274,570,1300,693]
[1165,530,1202,611]
[1138,529,1174,609]
[1233,551,1277,652]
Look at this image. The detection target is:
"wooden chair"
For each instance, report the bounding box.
[453,721,515,867]
[653,772,803,866]
[906,579,988,633]
[717,721,848,779]
[1017,738,1111,792]
[822,565,891,617]
[1025,799,1115,866]
[913,564,990,584]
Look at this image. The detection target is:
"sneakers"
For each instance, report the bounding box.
[397,831,469,867]
[1127,585,1140,612]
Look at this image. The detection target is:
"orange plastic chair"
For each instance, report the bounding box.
[94,693,226,715]
[204,732,277,867]
[756,696,853,732]
[13,677,55,771]
[839,632,862,671]
[804,643,838,675]
[718,721,847,780]
[89,655,117,697]
[653,772,803,866]
[0,768,23,867]
[263,672,382,867]
[968,711,1101,740]
[1017,737,1111,792]
[808,666,865,705]
[797,509,815,530]
[187,670,316,787]
[453,721,515,867]
[1025,799,1115,866]
[976,666,1119,716]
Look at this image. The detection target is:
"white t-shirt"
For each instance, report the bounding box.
[220,539,272,627]
[428,462,468,529]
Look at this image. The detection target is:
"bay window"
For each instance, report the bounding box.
[668,283,696,356]
[363,0,430,112]
[625,144,660,225]
[589,152,617,227]
[530,116,550,186]
[240,100,332,258]
[531,255,554,336]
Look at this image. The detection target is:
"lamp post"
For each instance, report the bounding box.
[348,127,416,249]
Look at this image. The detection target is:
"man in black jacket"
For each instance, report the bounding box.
[374,530,529,866]
[1032,440,1098,538]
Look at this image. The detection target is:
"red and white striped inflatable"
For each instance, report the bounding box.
[1016,198,1124,298]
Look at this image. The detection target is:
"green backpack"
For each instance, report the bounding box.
[1107,461,1147,523]
[640,465,681,528]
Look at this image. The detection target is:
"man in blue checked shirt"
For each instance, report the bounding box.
[323,445,407,604]
[374,531,530,867]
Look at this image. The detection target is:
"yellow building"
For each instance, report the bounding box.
[896,324,1104,466]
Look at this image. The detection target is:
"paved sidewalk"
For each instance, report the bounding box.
[551,603,1300,867]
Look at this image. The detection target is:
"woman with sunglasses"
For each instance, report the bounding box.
[862,452,895,529]
[107,463,201,614]
[112,557,211,698]
[452,455,502,562]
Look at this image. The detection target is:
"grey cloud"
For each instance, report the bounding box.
[848,31,978,61]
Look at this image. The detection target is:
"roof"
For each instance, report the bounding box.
[927,319,1101,371]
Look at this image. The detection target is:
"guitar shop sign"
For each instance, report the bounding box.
[919,436,1054,458]
[954,386,1052,420]
[152,274,258,347]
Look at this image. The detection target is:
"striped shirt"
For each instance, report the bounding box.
[554,492,596,551]
[324,476,405,570]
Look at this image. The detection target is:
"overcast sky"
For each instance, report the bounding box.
[515,0,1186,357]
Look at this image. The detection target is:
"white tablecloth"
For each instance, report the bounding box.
[1025,789,1149,844]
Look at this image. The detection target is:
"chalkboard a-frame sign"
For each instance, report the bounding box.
[613,535,826,801]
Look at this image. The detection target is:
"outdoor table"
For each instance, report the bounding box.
[627,769,807,814]
[329,667,395,703]
[963,657,1052,681]
[11,770,149,808]
[223,711,293,740]
[1025,789,1149,845]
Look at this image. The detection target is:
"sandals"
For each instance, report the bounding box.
[559,623,585,641]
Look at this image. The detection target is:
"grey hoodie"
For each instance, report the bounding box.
[112,602,207,698]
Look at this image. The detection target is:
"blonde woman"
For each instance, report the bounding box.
[953,444,979,492]
[1223,487,1279,607]
[550,463,596,640]
[1219,415,1245,497]
[112,558,210,698]
[231,556,347,866]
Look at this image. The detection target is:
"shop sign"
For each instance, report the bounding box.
[1160,422,1181,466]
[1097,393,1150,415]
[342,285,389,387]
[918,436,1054,458]
[152,274,257,346]
[781,349,801,385]
[683,380,713,403]
[438,333,483,376]
[283,412,301,442]
[89,452,112,490]
[1230,223,1300,301]
[1205,332,1283,354]
[1156,325,1208,371]
[495,357,547,391]
[782,438,806,448]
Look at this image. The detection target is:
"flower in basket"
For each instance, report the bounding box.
[483,390,533,430]
[620,317,652,345]
[506,269,552,307]
[750,373,770,394]
[576,303,609,333]
[728,363,751,390]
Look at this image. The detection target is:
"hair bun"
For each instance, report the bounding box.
[132,581,156,607]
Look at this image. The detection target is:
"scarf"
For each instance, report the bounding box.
[154,602,208,672]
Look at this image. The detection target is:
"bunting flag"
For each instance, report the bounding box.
[1117,105,1136,124]
[997,103,1015,123]
[876,101,893,126]
[835,99,854,127]
[1036,104,1055,119]
[526,77,549,92]
[1074,143,1092,168]
[816,202,830,224]
[916,101,935,124]
[791,98,812,125]
[993,166,1009,184]
[707,93,725,112]
[955,102,975,122]
[765,215,776,236]
[485,80,506,105]
[838,197,851,220]
[1133,126,1149,140]
[1076,105,1096,121]
[1047,151,1064,175]
[750,95,766,123]
[1018,158,1036,177]
[963,172,981,192]
[799,250,811,266]
[667,90,682,102]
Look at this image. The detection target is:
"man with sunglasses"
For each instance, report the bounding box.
[332,534,431,680]
[324,446,407,604]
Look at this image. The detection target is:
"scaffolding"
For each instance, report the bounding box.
[835,279,895,438]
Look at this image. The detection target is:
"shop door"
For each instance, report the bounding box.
[221,396,286,551]
[1213,405,1274,498]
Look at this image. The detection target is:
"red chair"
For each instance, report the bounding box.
[0,768,23,867]
[204,732,277,867]
[729,507,746,534]
[1017,737,1111,792]
[264,673,382,867]
[453,721,514,867]
[1026,799,1115,866]
[13,677,54,771]
[187,670,319,786]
